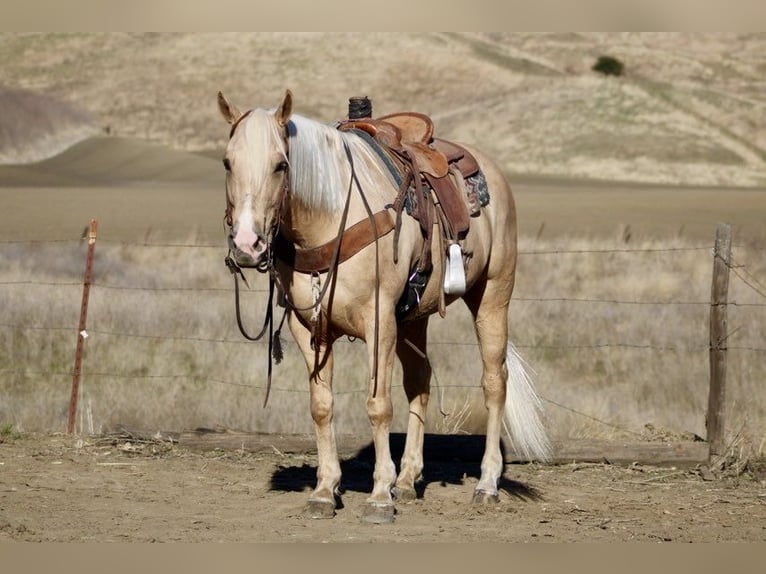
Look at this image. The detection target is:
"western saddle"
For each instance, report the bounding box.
[337,100,482,277]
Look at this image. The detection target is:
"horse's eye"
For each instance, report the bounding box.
[274,160,288,173]
[222,158,232,172]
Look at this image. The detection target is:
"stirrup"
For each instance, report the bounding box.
[443,243,466,295]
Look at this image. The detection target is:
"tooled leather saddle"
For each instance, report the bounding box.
[338,111,480,243]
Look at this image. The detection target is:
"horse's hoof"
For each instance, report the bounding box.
[471,489,500,505]
[392,486,418,501]
[361,503,396,524]
[303,499,336,519]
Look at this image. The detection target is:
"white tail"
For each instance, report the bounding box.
[503,341,552,462]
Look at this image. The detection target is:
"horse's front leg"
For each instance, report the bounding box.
[362,313,398,524]
[289,312,340,519]
[393,317,431,501]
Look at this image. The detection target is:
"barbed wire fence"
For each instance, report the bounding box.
[1,223,765,461]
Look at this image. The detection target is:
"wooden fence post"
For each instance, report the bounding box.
[707,222,732,460]
[67,219,98,434]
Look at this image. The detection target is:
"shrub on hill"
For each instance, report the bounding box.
[592,55,625,77]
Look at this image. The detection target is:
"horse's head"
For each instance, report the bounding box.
[218,90,293,269]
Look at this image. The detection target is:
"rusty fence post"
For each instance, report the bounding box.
[707,222,732,461]
[67,219,98,434]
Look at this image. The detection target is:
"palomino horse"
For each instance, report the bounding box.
[218,90,550,523]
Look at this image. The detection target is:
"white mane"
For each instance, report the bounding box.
[287,114,392,213]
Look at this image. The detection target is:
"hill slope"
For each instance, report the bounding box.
[0,86,100,164]
[0,32,764,186]
[0,135,219,187]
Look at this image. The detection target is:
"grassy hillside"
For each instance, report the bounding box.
[1,32,765,186]
[0,85,100,164]
[0,136,219,187]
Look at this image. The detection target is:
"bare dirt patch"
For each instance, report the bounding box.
[1,433,763,542]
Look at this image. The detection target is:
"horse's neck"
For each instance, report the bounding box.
[281,200,344,247]
[285,183,387,246]
[283,120,392,248]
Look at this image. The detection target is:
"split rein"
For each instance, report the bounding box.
[224,253,286,409]
[224,140,383,406]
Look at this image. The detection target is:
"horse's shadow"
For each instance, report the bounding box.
[269,433,543,503]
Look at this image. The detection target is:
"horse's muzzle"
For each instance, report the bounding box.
[228,232,270,271]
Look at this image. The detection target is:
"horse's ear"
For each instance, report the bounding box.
[217,91,242,125]
[276,89,293,127]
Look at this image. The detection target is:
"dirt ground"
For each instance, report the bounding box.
[1,433,764,543]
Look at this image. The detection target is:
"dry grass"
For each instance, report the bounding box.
[1,33,765,186]
[0,86,100,164]
[2,232,764,459]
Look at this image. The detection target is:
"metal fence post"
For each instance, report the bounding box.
[67,219,98,434]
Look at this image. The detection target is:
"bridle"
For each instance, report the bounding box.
[223,113,384,404]
[223,110,290,407]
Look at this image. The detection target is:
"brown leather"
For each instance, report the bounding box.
[403,141,449,178]
[274,210,395,274]
[343,121,378,138]
[340,119,402,150]
[432,138,479,178]
[425,171,470,238]
[337,112,483,244]
[377,112,433,145]
[424,139,480,238]
[339,117,449,178]
[229,109,253,138]
[340,119,479,182]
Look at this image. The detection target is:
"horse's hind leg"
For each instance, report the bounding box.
[463,278,512,503]
[393,317,431,501]
[289,312,340,519]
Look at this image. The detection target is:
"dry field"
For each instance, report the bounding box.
[2,217,764,443]
[1,34,765,541]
